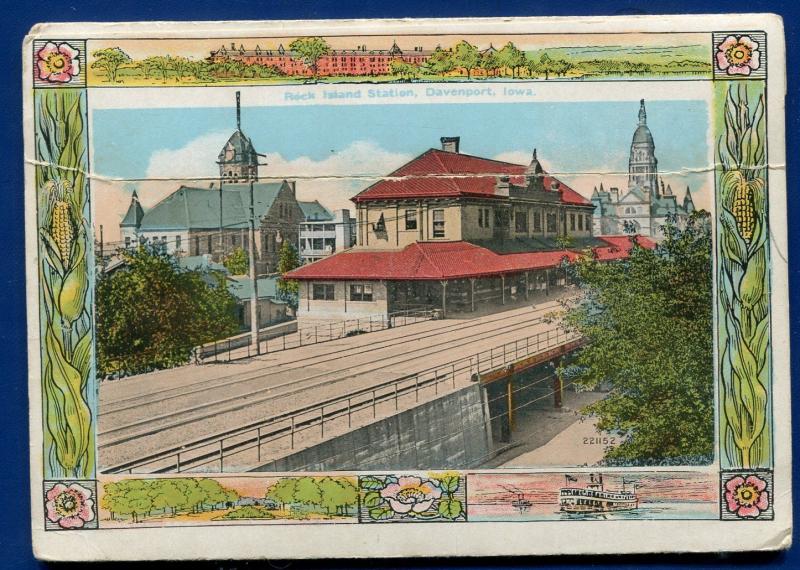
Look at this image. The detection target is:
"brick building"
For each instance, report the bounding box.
[286,137,654,324]
[209,41,432,77]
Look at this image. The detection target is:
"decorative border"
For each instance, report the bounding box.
[30,28,775,531]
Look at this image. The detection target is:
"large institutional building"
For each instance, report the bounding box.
[120,95,304,275]
[287,137,654,324]
[591,100,696,237]
[209,42,432,77]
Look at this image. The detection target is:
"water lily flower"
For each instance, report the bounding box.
[716,35,760,76]
[379,476,442,514]
[45,482,95,529]
[36,42,81,83]
[724,474,769,518]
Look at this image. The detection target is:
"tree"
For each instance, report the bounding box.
[293,477,323,507]
[95,244,240,376]
[424,46,454,75]
[563,211,713,463]
[497,42,526,77]
[276,241,301,309]
[266,478,298,510]
[141,56,171,82]
[451,41,481,79]
[169,56,191,82]
[318,477,358,516]
[537,53,556,80]
[389,60,419,81]
[480,49,502,77]
[223,246,249,275]
[552,58,573,77]
[288,37,330,80]
[149,480,185,517]
[91,47,131,83]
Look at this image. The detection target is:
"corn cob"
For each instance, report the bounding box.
[51,200,74,262]
[731,182,755,242]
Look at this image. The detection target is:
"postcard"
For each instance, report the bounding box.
[24,14,790,560]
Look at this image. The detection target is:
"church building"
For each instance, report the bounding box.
[591,100,695,237]
[119,93,304,275]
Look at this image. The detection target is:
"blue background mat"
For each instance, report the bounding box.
[2,1,796,567]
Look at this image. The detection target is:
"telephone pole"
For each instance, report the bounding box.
[248,178,260,354]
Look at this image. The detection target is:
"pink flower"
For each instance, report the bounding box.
[724,475,769,518]
[36,42,81,83]
[45,482,95,529]
[379,476,442,514]
[716,35,760,76]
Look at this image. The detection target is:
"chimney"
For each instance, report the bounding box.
[440,136,460,153]
[495,175,510,196]
[610,187,619,202]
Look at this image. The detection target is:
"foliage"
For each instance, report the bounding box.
[141,56,171,82]
[264,476,357,516]
[360,473,464,521]
[389,59,420,80]
[480,49,502,77]
[563,212,714,462]
[424,46,454,75]
[95,244,240,376]
[451,41,481,79]
[36,89,94,479]
[716,83,770,469]
[223,246,249,275]
[90,47,132,83]
[218,506,275,520]
[498,42,526,77]
[276,241,301,309]
[101,478,239,523]
[288,36,331,78]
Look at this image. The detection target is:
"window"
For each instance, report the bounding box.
[194,236,200,255]
[570,213,576,231]
[175,235,182,251]
[324,224,336,232]
[514,210,528,233]
[243,234,249,250]
[405,209,417,230]
[373,213,386,233]
[231,234,238,247]
[586,215,592,231]
[546,212,557,233]
[312,238,324,250]
[350,283,374,302]
[578,214,584,231]
[432,209,445,238]
[533,210,542,232]
[207,235,213,252]
[478,208,492,228]
[312,283,335,300]
[124,236,131,248]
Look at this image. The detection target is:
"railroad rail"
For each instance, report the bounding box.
[103,325,582,474]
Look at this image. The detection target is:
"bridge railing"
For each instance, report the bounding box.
[103,325,581,474]
[200,308,437,363]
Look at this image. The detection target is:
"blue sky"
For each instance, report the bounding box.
[93,100,709,181]
[91,99,711,240]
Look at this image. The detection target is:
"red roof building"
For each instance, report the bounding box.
[286,137,650,323]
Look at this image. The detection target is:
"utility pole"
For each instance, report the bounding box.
[248,178,260,354]
[99,224,104,260]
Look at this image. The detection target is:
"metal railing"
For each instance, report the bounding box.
[104,325,581,474]
[200,308,437,363]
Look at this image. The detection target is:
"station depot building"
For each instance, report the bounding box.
[286,137,654,325]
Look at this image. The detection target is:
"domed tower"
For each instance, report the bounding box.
[628,99,658,195]
[525,148,545,192]
[217,91,260,183]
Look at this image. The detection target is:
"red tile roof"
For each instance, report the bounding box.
[591,235,657,260]
[285,237,652,281]
[352,149,591,206]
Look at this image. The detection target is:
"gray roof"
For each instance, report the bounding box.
[139,182,287,231]
[218,129,258,165]
[120,191,145,227]
[299,200,334,221]
[632,124,654,146]
[178,255,228,274]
